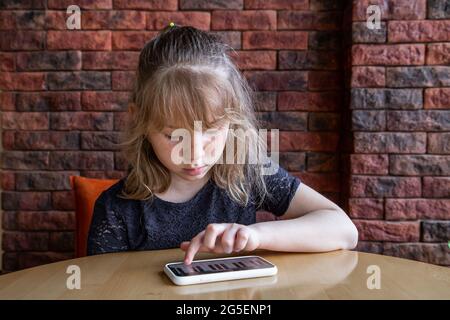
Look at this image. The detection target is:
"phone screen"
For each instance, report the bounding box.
[168,256,274,277]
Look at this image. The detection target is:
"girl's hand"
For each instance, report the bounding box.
[180,223,261,265]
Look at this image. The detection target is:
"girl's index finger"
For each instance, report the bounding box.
[184,233,204,265]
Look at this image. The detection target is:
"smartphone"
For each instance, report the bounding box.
[164,255,277,286]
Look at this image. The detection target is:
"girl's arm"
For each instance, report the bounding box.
[181,183,359,264]
[87,195,129,255]
[249,183,359,252]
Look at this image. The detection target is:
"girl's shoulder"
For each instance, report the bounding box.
[95,177,128,206]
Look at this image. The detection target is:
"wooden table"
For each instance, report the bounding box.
[0,248,449,299]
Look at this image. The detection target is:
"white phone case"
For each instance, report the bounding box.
[164,255,278,286]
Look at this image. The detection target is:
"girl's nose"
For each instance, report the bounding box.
[190,131,207,165]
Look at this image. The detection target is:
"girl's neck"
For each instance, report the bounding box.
[154,171,211,203]
[170,171,211,193]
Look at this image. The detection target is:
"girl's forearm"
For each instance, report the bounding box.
[249,209,358,252]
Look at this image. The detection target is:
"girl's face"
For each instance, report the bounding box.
[147,120,230,181]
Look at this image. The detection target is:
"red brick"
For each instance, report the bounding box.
[1,171,15,191]
[352,0,426,21]
[279,132,339,152]
[115,155,128,172]
[386,110,450,131]
[82,51,139,71]
[16,92,81,111]
[13,131,80,150]
[309,71,341,91]
[350,176,421,197]
[428,133,450,154]
[47,71,111,90]
[211,31,241,49]
[2,192,51,210]
[48,0,112,9]
[14,211,75,231]
[0,92,16,111]
[354,132,426,153]
[388,20,450,42]
[2,231,49,251]
[295,172,340,193]
[426,43,450,65]
[114,0,177,10]
[2,112,48,130]
[257,111,307,130]
[244,71,307,91]
[82,11,146,30]
[15,171,77,191]
[423,177,450,198]
[278,91,341,111]
[212,10,275,30]
[181,0,242,10]
[14,252,74,270]
[348,198,384,219]
[47,31,111,50]
[81,170,126,179]
[278,50,340,70]
[147,12,210,30]
[385,199,450,220]
[278,11,340,30]
[44,10,66,30]
[49,231,74,251]
[112,31,158,50]
[229,51,276,70]
[350,154,388,175]
[81,91,130,111]
[0,72,46,91]
[114,112,130,131]
[0,53,15,71]
[355,241,383,254]
[17,51,81,71]
[243,31,307,49]
[112,71,135,90]
[0,10,45,30]
[2,131,14,150]
[50,112,113,130]
[383,243,449,266]
[351,67,385,87]
[49,151,114,170]
[389,155,449,176]
[244,0,308,9]
[81,132,121,150]
[352,44,425,66]
[1,151,49,170]
[0,31,44,50]
[424,88,450,109]
[0,0,45,9]
[308,113,340,131]
[354,220,420,242]
[52,191,75,210]
[306,152,338,172]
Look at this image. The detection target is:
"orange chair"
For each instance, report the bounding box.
[69,176,119,257]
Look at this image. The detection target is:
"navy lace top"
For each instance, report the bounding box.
[86,164,301,256]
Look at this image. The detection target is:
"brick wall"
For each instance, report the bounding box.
[0,0,448,273]
[348,0,449,266]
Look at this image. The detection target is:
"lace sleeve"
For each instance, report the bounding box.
[257,162,301,217]
[86,193,129,255]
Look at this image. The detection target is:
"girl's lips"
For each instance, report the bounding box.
[182,166,206,176]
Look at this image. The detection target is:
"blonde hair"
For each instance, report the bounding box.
[118,26,268,207]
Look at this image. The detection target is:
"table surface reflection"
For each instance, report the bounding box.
[0,248,449,299]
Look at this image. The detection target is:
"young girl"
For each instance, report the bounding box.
[87,25,358,265]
